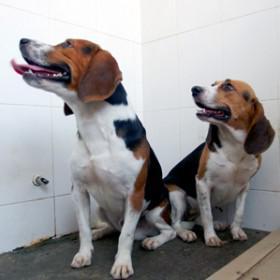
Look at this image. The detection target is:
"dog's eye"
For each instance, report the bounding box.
[61,40,72,48]
[222,82,234,92]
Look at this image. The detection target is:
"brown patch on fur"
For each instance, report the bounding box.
[197,145,209,179]
[130,160,148,212]
[215,80,258,131]
[160,200,171,225]
[47,39,122,102]
[133,138,150,160]
[166,184,182,192]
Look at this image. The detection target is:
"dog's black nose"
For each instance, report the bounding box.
[20,38,30,45]
[191,86,204,97]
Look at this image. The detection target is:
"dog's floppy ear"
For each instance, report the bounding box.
[244,100,275,154]
[78,49,122,103]
[64,103,73,116]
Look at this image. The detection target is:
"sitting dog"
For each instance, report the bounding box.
[12,38,176,279]
[164,79,275,246]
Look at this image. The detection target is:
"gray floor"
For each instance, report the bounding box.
[0,228,267,280]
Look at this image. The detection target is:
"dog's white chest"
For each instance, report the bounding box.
[71,102,144,229]
[206,149,258,206]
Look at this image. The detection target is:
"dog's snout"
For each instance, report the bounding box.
[191,86,204,97]
[20,38,31,46]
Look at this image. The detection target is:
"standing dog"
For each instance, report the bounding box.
[12,38,176,279]
[164,79,275,246]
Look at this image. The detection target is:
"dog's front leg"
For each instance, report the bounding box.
[71,185,93,268]
[111,198,143,279]
[230,184,249,241]
[196,177,224,247]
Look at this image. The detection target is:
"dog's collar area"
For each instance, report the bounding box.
[11,59,70,82]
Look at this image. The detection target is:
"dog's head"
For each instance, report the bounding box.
[12,38,122,105]
[192,79,275,154]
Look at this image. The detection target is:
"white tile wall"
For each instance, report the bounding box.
[141,0,176,42]
[0,105,53,205]
[52,108,76,196]
[142,37,180,111]
[221,9,278,101]
[243,190,280,231]
[0,198,54,252]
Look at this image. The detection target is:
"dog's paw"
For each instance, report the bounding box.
[142,237,161,250]
[177,229,197,242]
[71,251,92,268]
[214,221,228,232]
[111,257,133,279]
[205,235,225,247]
[231,227,248,241]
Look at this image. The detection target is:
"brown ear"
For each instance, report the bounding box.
[78,49,122,102]
[244,101,275,154]
[64,103,73,116]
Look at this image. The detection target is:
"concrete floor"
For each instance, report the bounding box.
[0,228,267,280]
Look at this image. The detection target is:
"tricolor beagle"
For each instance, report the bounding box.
[12,38,176,279]
[164,79,275,247]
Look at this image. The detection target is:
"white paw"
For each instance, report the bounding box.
[231,227,248,241]
[142,237,161,250]
[71,251,92,268]
[92,228,106,241]
[111,257,133,279]
[205,235,225,247]
[214,221,228,232]
[177,230,197,242]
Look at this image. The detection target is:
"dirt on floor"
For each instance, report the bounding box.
[0,227,267,280]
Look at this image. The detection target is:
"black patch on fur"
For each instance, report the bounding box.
[206,124,222,152]
[81,46,93,55]
[64,103,74,116]
[164,143,205,199]
[145,148,169,210]
[105,83,128,105]
[242,91,251,102]
[114,117,146,151]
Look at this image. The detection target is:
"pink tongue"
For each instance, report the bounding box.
[11,59,59,75]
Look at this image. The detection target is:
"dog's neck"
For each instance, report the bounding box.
[207,124,251,163]
[65,83,138,156]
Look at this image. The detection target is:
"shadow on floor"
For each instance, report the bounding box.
[0,228,267,280]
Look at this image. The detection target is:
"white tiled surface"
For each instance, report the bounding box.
[220,0,278,20]
[144,109,181,176]
[0,105,53,205]
[243,190,280,231]
[142,37,180,111]
[55,195,77,236]
[177,24,223,108]
[141,0,176,42]
[0,6,51,106]
[176,0,221,33]
[52,108,76,196]
[0,198,54,253]
[221,9,278,101]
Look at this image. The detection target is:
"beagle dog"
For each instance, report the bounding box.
[164,80,275,247]
[12,38,176,279]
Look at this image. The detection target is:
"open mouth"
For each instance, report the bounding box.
[11,58,70,82]
[195,101,231,121]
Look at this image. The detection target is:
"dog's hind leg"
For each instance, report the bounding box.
[142,202,176,250]
[168,187,197,242]
[92,207,115,240]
